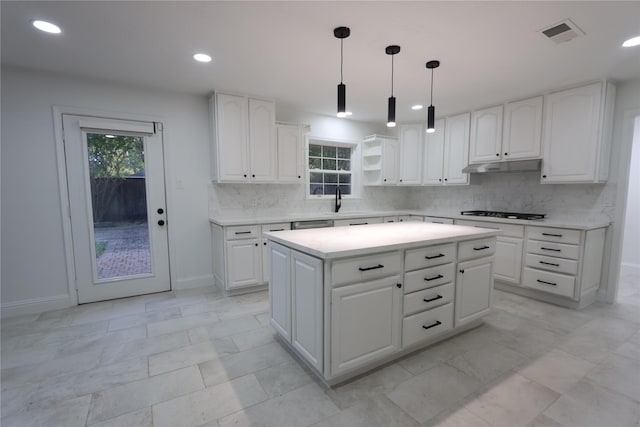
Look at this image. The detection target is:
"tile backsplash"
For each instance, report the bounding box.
[209,172,615,223]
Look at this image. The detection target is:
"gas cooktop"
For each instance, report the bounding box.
[460,210,546,220]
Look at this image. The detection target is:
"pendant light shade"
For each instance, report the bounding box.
[334,26,350,118]
[426,60,440,133]
[386,45,400,128]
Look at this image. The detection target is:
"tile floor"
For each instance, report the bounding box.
[1,278,639,427]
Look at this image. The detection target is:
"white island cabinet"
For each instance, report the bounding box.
[266,222,499,385]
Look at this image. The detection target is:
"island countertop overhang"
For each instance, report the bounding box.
[265,222,501,260]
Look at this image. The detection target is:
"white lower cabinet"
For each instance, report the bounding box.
[330,276,402,377]
[227,239,262,289]
[403,303,454,348]
[455,256,493,327]
[494,236,523,284]
[269,243,291,340]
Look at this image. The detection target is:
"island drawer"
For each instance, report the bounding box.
[405,243,456,271]
[527,226,581,245]
[331,251,402,286]
[526,240,580,260]
[402,303,453,348]
[404,263,455,293]
[225,225,259,240]
[522,267,575,298]
[458,238,496,261]
[526,253,578,276]
[404,283,454,316]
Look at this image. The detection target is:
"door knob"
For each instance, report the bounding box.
[158,220,165,226]
[157,208,164,214]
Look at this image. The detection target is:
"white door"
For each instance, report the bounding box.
[331,276,402,376]
[494,237,524,285]
[62,114,170,303]
[469,105,503,163]
[502,96,543,160]
[248,98,276,182]
[444,113,470,185]
[227,239,261,289]
[398,124,423,185]
[423,118,445,185]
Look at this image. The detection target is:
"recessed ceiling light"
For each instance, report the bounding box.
[622,36,640,47]
[32,20,61,34]
[411,105,424,110]
[193,53,212,63]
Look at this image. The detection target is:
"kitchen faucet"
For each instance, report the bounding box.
[335,187,342,213]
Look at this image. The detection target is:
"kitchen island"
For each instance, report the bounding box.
[265,222,500,385]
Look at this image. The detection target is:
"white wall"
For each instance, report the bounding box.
[208,107,413,218]
[621,117,640,274]
[1,66,213,316]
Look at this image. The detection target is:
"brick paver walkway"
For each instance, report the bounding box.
[94,223,151,279]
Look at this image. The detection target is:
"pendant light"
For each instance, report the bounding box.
[385,45,400,127]
[426,60,440,133]
[334,26,351,118]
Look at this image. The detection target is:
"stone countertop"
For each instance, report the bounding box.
[210,210,610,230]
[265,222,501,260]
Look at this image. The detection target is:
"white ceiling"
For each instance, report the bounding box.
[2,1,640,123]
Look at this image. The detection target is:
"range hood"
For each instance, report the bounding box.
[462,159,541,174]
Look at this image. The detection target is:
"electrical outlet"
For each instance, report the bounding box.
[251,198,258,208]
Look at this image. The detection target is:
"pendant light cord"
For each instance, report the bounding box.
[391,55,394,96]
[430,68,434,106]
[340,39,344,84]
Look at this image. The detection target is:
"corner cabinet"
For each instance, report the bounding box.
[541,81,615,183]
[210,93,276,183]
[362,135,399,186]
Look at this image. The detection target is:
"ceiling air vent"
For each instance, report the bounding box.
[539,19,585,44]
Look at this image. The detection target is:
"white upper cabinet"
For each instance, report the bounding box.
[248,98,277,182]
[502,96,543,160]
[443,113,470,185]
[362,135,399,186]
[422,119,445,185]
[210,93,276,183]
[541,81,615,183]
[276,124,303,183]
[382,138,399,185]
[398,124,423,185]
[469,105,503,163]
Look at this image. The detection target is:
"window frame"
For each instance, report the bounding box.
[305,136,360,199]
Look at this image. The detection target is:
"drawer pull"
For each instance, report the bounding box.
[235,231,252,235]
[358,264,384,272]
[541,247,561,252]
[423,295,443,303]
[422,320,442,330]
[542,232,563,237]
[539,261,560,267]
[424,274,444,282]
[350,222,368,226]
[537,279,557,286]
[474,225,500,230]
[425,253,445,260]
[473,246,490,251]
[269,228,285,232]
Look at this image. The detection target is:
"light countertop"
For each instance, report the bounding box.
[265,222,501,259]
[210,210,610,230]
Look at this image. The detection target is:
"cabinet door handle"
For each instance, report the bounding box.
[269,229,285,232]
[422,320,442,330]
[425,253,444,260]
[235,231,252,235]
[358,264,384,272]
[254,243,258,247]
[537,279,557,286]
[459,269,465,274]
[473,246,490,251]
[396,283,402,288]
[350,222,368,226]
[423,295,443,303]
[263,242,267,246]
[542,233,563,238]
[424,274,444,282]
[473,225,500,230]
[539,261,560,267]
[541,247,561,252]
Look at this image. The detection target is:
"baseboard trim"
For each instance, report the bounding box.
[174,274,215,290]
[621,262,640,276]
[1,294,73,318]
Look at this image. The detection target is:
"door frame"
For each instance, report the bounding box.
[53,105,176,305]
